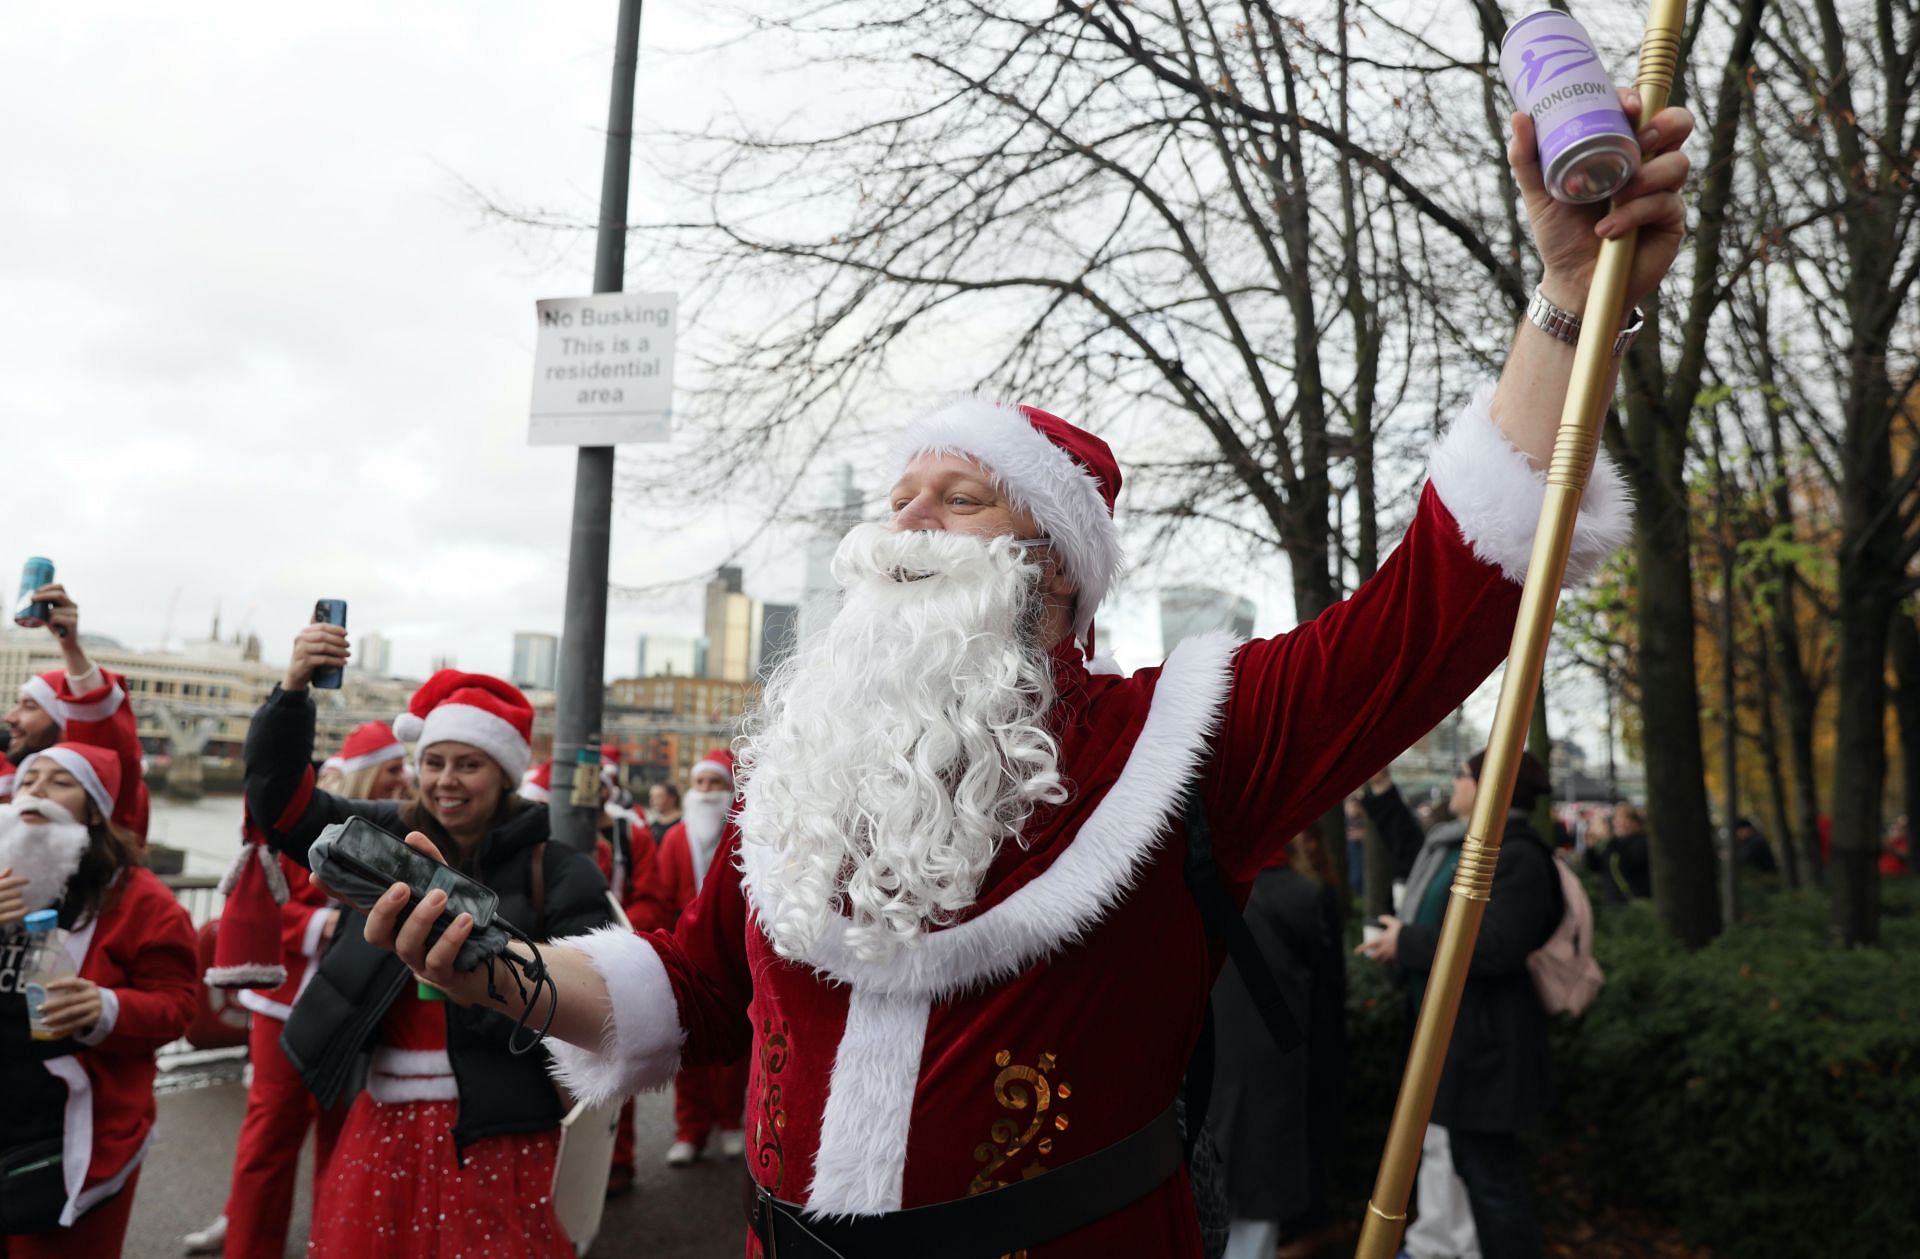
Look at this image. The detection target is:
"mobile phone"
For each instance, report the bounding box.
[314,817,499,945]
[312,598,347,689]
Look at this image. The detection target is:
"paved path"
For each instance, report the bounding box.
[126,1061,746,1258]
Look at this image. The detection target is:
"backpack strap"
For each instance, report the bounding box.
[1180,789,1304,1155]
[530,841,548,938]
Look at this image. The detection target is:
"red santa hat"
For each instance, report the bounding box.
[392,670,534,782]
[15,742,120,823]
[599,743,623,785]
[205,775,314,990]
[689,748,734,786]
[337,721,406,775]
[894,399,1124,652]
[19,673,65,727]
[519,759,554,803]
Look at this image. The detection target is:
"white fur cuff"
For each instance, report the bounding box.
[545,927,684,1106]
[1427,383,1633,585]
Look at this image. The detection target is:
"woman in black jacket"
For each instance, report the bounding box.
[246,622,613,1259]
[1355,751,1563,1259]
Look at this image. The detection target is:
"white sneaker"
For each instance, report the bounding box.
[718,1130,746,1158]
[664,1140,699,1167]
[183,1214,228,1254]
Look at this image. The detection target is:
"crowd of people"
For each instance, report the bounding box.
[0,89,1699,1259]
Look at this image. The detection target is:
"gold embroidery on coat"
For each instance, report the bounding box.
[753,1017,791,1192]
[970,1049,1069,1259]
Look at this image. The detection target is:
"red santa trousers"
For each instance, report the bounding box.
[222,1013,347,1258]
[306,1096,571,1258]
[0,1168,140,1259]
[672,1055,749,1146]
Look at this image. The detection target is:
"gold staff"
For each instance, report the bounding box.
[1352,2,1686,1254]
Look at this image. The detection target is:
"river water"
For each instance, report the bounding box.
[146,794,247,878]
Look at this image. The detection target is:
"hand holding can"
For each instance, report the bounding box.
[1501,10,1640,203]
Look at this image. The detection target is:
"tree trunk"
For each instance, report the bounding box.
[1754,624,1801,887]
[1765,402,1826,886]
[1618,395,1722,947]
[1829,563,1890,944]
[1891,613,1920,878]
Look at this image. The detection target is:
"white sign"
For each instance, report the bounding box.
[528,291,677,445]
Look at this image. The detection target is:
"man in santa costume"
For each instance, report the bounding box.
[371,100,1692,1255]
[0,742,197,1255]
[2,583,150,839]
[629,748,751,1166]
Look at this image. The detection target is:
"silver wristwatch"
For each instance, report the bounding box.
[1526,285,1645,357]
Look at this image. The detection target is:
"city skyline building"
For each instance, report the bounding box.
[637,632,707,678]
[1158,585,1257,653]
[703,567,755,683]
[353,629,393,677]
[511,631,558,691]
[798,463,865,646]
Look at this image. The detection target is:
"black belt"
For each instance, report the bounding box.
[743,1104,1184,1259]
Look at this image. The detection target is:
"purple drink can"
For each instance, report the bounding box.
[14,557,54,628]
[1501,10,1640,204]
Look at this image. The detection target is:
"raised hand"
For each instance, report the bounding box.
[1511,90,1694,315]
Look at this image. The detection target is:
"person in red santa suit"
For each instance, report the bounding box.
[365,101,1692,1256]
[0,743,197,1257]
[182,721,413,1257]
[628,749,751,1167]
[2,585,150,839]
[246,634,616,1259]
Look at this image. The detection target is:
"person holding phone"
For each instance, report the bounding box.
[183,722,412,1257]
[241,623,613,1258]
[0,743,197,1257]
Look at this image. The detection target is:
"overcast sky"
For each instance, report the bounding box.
[4,3,1618,760]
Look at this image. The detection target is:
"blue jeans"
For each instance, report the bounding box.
[1446,1129,1543,1259]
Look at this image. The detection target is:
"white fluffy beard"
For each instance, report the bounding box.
[0,797,92,916]
[682,790,731,856]
[737,524,1069,964]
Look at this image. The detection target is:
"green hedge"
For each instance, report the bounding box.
[1554,880,1920,1258]
[1337,880,1920,1257]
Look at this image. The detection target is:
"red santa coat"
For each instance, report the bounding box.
[0,752,16,801]
[43,867,199,1225]
[236,856,337,1022]
[548,402,1631,1254]
[626,819,715,934]
[22,668,150,839]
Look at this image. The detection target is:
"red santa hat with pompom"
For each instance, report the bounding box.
[519,759,554,803]
[689,747,734,787]
[206,765,313,991]
[894,399,1124,657]
[393,670,534,782]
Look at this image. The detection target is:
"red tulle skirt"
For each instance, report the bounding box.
[306,1095,572,1258]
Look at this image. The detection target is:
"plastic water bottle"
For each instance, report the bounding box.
[22,909,76,1040]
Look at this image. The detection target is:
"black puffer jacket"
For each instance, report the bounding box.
[244,686,613,1149]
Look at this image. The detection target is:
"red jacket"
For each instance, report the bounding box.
[626,819,732,934]
[28,668,150,839]
[48,867,198,1223]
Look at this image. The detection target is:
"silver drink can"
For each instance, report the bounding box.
[1501,10,1640,204]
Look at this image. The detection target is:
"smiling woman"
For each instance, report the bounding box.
[236,623,616,1259]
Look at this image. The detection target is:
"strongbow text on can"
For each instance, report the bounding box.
[1500,10,1640,204]
[14,557,54,628]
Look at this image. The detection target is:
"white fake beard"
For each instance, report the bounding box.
[737,524,1068,964]
[682,789,731,856]
[0,797,92,917]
